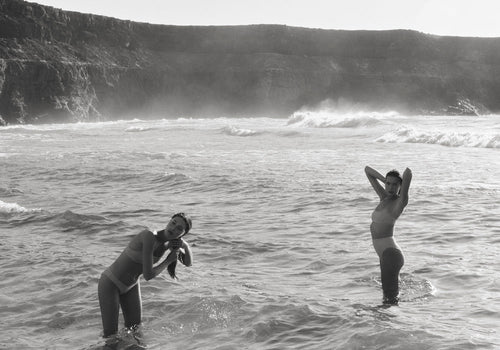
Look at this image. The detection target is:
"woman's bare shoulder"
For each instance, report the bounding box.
[129,229,154,247]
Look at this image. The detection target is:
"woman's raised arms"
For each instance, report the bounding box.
[365,166,387,200]
[394,167,412,214]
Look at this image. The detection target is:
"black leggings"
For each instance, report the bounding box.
[380,247,404,303]
[98,273,142,337]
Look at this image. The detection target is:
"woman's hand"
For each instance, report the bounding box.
[168,239,183,251]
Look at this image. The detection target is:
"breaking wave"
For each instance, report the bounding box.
[377,125,500,148]
[221,125,261,137]
[125,126,156,132]
[287,110,397,128]
[0,199,40,214]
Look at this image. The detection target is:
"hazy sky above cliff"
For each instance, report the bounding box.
[33,0,500,38]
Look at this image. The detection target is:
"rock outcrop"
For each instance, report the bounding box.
[1,0,500,124]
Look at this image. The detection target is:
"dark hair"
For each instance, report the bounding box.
[386,170,403,184]
[172,212,192,236]
[166,251,188,279]
[167,251,178,279]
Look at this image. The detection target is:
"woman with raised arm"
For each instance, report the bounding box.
[365,166,412,304]
[98,212,193,340]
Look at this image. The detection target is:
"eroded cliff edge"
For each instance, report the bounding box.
[1,0,500,124]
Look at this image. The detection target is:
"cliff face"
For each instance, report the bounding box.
[1,0,500,124]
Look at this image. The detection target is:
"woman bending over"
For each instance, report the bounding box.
[365,166,412,304]
[98,212,193,339]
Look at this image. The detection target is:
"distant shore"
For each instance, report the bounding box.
[1,0,500,125]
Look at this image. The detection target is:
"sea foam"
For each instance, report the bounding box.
[125,126,156,132]
[221,125,260,137]
[377,125,500,148]
[287,110,395,128]
[0,200,38,214]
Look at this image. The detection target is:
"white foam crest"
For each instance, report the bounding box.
[0,119,149,132]
[125,126,155,132]
[221,125,260,137]
[377,125,500,148]
[287,110,395,128]
[0,200,40,214]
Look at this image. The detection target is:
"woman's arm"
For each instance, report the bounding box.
[148,252,179,280]
[179,239,193,267]
[365,166,387,199]
[141,231,162,281]
[399,167,412,207]
[392,167,412,217]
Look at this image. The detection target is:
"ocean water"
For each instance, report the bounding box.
[1,111,499,349]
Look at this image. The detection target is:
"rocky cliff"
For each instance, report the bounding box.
[1,0,500,124]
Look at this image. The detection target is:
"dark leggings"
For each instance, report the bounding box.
[380,247,404,304]
[98,274,142,337]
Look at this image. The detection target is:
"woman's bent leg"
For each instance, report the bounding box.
[380,247,404,304]
[98,274,121,337]
[120,282,142,329]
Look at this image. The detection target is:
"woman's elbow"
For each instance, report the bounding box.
[401,196,409,207]
[143,271,155,281]
[182,257,193,267]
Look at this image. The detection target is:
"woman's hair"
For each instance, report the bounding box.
[386,170,403,183]
[172,212,192,236]
[167,252,178,279]
[166,250,187,280]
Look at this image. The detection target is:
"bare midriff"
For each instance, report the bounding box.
[108,251,143,287]
[370,221,394,239]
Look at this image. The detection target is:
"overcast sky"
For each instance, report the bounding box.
[32,0,500,38]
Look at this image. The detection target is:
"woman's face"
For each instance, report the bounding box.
[164,216,187,240]
[385,176,401,196]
